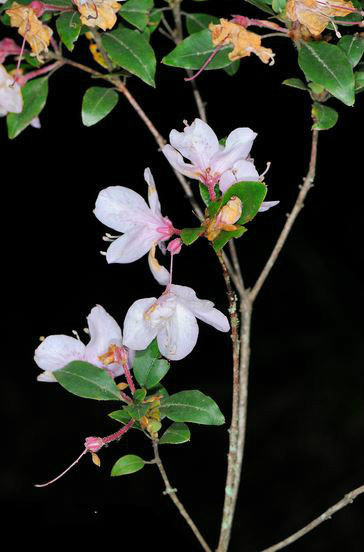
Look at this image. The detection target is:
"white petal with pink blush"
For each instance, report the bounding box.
[0,64,22,117]
[162,119,259,196]
[34,305,127,381]
[94,169,175,265]
[123,285,229,361]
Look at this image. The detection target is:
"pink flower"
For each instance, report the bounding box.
[94,168,175,264]
[162,118,259,198]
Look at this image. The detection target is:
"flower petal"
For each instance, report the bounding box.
[211,128,257,175]
[219,159,260,193]
[123,297,158,350]
[106,228,157,264]
[94,186,159,233]
[144,168,162,215]
[157,302,199,360]
[171,284,230,332]
[148,245,170,286]
[0,64,23,114]
[85,305,122,367]
[162,144,200,179]
[34,335,86,374]
[169,118,219,172]
[258,200,280,212]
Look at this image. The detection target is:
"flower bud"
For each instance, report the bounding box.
[85,436,104,453]
[167,238,182,255]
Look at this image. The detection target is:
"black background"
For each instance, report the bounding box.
[2,0,364,550]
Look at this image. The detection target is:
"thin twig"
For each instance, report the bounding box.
[261,485,364,552]
[228,240,245,296]
[250,129,319,302]
[187,70,208,122]
[152,440,212,552]
[217,295,252,552]
[215,251,242,552]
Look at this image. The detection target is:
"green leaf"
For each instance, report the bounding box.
[208,199,223,218]
[213,226,247,252]
[144,8,161,36]
[308,82,325,94]
[54,361,121,400]
[181,227,204,245]
[108,409,143,430]
[7,77,48,139]
[133,340,170,389]
[338,35,364,68]
[120,0,153,31]
[160,390,225,425]
[298,41,355,106]
[125,402,150,420]
[224,60,240,76]
[282,78,308,91]
[221,181,267,224]
[272,0,286,12]
[355,71,364,93]
[245,0,275,14]
[147,383,169,401]
[311,102,338,130]
[199,183,220,207]
[111,454,145,476]
[185,13,219,35]
[102,25,156,87]
[159,422,191,444]
[163,29,233,71]
[81,86,118,127]
[56,12,81,52]
[134,388,147,402]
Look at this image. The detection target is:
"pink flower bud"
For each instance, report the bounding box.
[85,436,104,453]
[30,1,45,16]
[167,238,182,255]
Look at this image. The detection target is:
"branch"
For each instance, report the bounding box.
[250,129,319,302]
[215,251,242,552]
[261,485,364,552]
[152,440,212,552]
[217,294,252,552]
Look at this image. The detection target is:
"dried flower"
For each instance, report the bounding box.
[210,19,274,65]
[6,2,52,59]
[286,0,355,36]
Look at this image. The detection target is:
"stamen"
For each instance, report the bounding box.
[259,161,271,180]
[100,251,107,256]
[72,330,81,341]
[11,30,27,87]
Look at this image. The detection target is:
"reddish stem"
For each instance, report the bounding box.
[19,61,63,85]
[184,45,224,82]
[101,419,135,445]
[232,15,289,33]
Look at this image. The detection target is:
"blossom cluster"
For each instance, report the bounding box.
[34,118,277,381]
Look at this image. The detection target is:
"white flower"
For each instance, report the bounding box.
[94,168,175,264]
[34,305,126,382]
[123,285,230,361]
[0,64,22,117]
[218,160,279,212]
[162,118,258,197]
